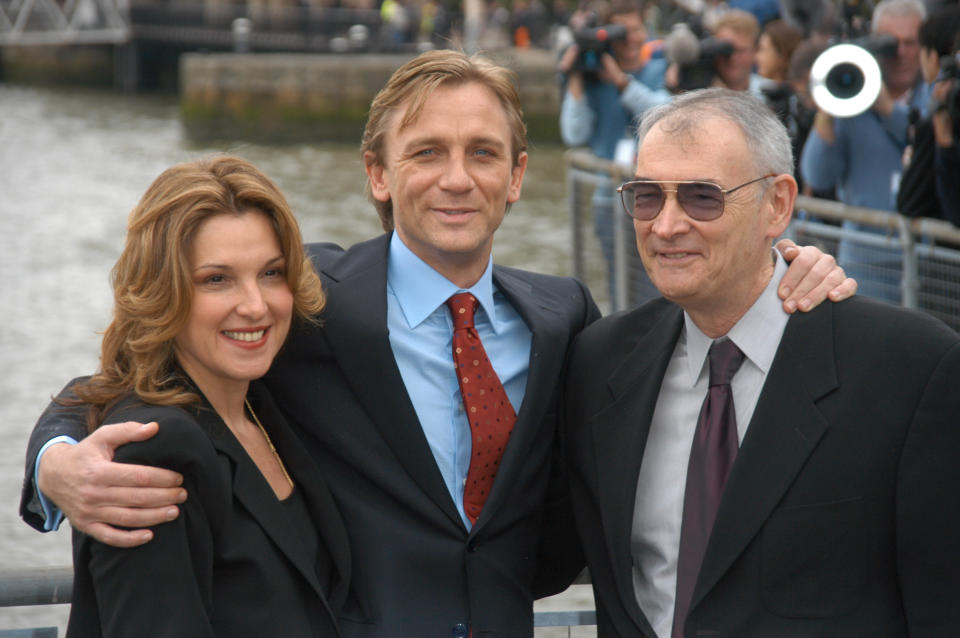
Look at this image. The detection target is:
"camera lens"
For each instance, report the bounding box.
[825,63,865,99]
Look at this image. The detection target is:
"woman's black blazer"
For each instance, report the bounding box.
[66,380,351,637]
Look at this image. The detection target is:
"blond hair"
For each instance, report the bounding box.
[360,49,528,231]
[713,9,760,42]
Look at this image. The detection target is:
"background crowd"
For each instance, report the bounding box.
[319,0,959,252]
[548,0,959,304]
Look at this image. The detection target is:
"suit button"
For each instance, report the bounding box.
[467,540,480,552]
[452,623,468,637]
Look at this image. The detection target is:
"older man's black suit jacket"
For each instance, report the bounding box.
[563,296,960,638]
[23,233,600,638]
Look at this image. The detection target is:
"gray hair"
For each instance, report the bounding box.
[635,88,794,177]
[872,0,926,28]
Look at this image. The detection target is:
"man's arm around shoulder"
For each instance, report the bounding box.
[21,378,96,530]
[21,379,186,547]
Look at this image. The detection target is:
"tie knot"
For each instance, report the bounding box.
[446,292,479,329]
[708,339,745,387]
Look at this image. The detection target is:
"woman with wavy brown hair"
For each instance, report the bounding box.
[64,155,349,637]
[756,19,804,83]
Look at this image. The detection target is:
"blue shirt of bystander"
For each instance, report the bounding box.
[800,81,927,302]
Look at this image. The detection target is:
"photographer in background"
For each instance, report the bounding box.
[558,0,671,305]
[800,0,927,303]
[930,56,960,223]
[897,4,960,225]
[662,10,777,107]
[712,10,769,94]
[786,38,835,195]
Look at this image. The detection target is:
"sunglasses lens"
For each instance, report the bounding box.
[624,183,664,220]
[677,183,724,220]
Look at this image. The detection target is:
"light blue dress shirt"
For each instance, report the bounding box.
[386,232,532,529]
[36,435,74,530]
[799,80,928,303]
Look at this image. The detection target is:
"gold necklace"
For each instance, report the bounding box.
[245,399,294,489]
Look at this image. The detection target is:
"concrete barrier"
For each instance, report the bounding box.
[180,49,564,142]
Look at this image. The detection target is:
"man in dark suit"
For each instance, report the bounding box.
[22,54,855,637]
[563,87,960,638]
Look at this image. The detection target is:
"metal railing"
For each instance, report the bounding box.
[0,567,596,634]
[0,0,406,51]
[128,2,389,52]
[0,567,70,637]
[567,149,960,330]
[0,0,129,46]
[0,568,72,608]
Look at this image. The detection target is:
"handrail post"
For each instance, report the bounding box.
[611,175,629,313]
[899,215,918,309]
[567,154,585,284]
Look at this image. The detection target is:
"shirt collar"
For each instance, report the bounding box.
[387,231,500,332]
[683,251,790,383]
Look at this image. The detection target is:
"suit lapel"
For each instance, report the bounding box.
[195,400,333,607]
[319,235,464,529]
[248,383,352,614]
[692,304,838,610]
[470,267,568,530]
[591,306,683,626]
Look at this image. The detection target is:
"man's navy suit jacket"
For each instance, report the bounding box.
[263,235,599,637]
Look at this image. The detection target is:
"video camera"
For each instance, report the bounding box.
[663,23,734,91]
[809,34,897,117]
[572,23,628,73]
[935,55,960,124]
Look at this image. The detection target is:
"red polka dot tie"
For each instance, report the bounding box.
[446,292,517,525]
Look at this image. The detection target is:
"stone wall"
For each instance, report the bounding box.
[0,45,115,86]
[180,49,563,142]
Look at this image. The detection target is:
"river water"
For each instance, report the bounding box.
[0,84,599,634]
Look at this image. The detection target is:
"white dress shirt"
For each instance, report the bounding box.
[631,253,791,638]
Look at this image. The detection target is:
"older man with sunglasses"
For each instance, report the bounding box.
[563,87,960,638]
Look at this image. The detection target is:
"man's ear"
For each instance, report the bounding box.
[766,173,798,238]
[506,151,529,205]
[364,151,390,202]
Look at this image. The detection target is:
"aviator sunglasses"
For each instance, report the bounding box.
[617,174,776,222]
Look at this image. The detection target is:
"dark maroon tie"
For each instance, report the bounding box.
[446,293,517,525]
[672,338,745,638]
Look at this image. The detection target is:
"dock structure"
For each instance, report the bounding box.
[0,0,424,90]
[0,0,130,47]
[0,0,389,50]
